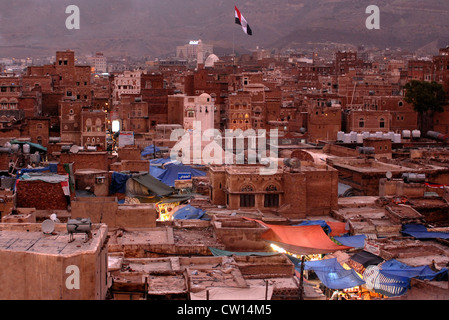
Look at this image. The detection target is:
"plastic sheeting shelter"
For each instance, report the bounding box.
[110,172,174,197]
[156,165,206,187]
[149,166,166,178]
[171,204,208,220]
[363,259,448,297]
[208,247,279,257]
[10,139,47,152]
[289,256,365,290]
[141,145,160,157]
[132,173,173,196]
[295,220,348,237]
[401,224,449,239]
[333,235,366,249]
[247,218,353,255]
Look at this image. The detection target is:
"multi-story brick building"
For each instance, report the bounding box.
[81,109,107,150]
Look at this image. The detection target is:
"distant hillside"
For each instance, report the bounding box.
[0,0,448,58]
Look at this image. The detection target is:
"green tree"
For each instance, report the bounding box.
[404,80,447,133]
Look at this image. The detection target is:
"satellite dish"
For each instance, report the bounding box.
[42,219,55,234]
[386,171,392,180]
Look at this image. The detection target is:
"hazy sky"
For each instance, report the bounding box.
[1,0,449,58]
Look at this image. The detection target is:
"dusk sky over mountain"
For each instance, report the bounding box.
[1,0,449,58]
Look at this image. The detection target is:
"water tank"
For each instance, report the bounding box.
[350,131,357,143]
[337,131,345,142]
[375,132,383,138]
[356,134,363,144]
[402,130,411,138]
[343,134,351,144]
[358,147,375,154]
[49,137,61,143]
[388,132,395,141]
[87,146,97,152]
[4,142,11,149]
[402,173,425,183]
[382,133,390,140]
[393,134,401,143]
[362,132,370,139]
[23,144,30,154]
[67,218,92,234]
[61,145,71,153]
[11,144,19,152]
[427,130,448,142]
[412,130,421,139]
[0,147,11,153]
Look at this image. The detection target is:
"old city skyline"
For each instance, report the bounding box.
[1,1,449,304]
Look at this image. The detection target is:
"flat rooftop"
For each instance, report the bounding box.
[0,223,108,256]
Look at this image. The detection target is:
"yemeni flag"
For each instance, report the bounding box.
[235,6,252,35]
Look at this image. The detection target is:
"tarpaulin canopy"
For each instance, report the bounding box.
[150,158,172,165]
[363,259,448,297]
[289,256,365,290]
[247,218,353,255]
[149,166,166,178]
[158,193,194,204]
[401,224,449,239]
[157,164,206,187]
[171,204,208,220]
[110,172,131,194]
[132,173,173,196]
[295,220,332,234]
[10,139,47,152]
[141,144,160,156]
[294,220,348,237]
[333,235,366,249]
[18,172,68,183]
[350,250,384,267]
[208,247,279,257]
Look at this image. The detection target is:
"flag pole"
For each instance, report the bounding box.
[232,4,235,64]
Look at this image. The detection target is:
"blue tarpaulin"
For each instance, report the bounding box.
[157,165,206,187]
[295,220,332,234]
[149,166,166,178]
[172,204,208,220]
[288,256,365,290]
[110,172,131,194]
[401,224,449,239]
[333,235,366,248]
[363,259,448,297]
[141,145,160,156]
[18,165,58,177]
[150,158,172,165]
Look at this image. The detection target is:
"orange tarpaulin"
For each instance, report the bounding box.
[327,221,348,237]
[246,218,353,255]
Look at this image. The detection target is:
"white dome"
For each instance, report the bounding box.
[204,54,219,67]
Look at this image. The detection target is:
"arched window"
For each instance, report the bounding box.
[240,185,255,207]
[264,185,279,207]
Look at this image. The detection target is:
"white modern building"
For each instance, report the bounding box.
[176,40,214,65]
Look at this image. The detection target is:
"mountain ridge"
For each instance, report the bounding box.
[0,0,448,58]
